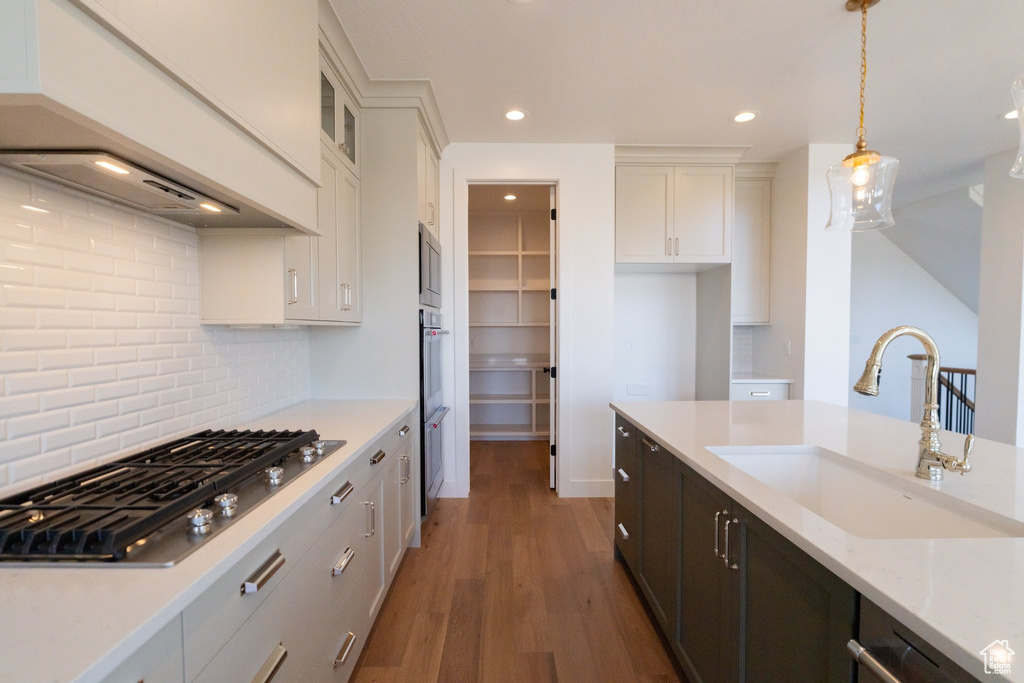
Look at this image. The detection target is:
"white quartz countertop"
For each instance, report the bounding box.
[0,399,416,683]
[730,372,793,384]
[610,399,1024,681]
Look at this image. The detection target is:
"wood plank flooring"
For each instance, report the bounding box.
[352,441,682,683]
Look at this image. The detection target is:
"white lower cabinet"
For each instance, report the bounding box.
[103,615,184,683]
[729,382,790,401]
[165,409,416,683]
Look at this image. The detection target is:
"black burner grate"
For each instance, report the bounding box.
[0,429,317,561]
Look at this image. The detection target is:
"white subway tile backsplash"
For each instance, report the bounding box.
[8,410,69,439]
[5,370,68,395]
[38,349,95,370]
[2,284,65,308]
[40,387,95,411]
[4,329,67,351]
[0,167,310,489]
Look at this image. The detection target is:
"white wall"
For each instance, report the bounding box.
[849,231,979,421]
[0,168,309,493]
[695,265,732,400]
[752,147,809,395]
[613,273,696,401]
[751,144,852,406]
[440,143,616,498]
[976,149,1024,445]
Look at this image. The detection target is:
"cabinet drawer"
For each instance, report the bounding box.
[183,451,371,678]
[308,560,374,682]
[374,414,415,472]
[730,382,789,401]
[102,615,183,683]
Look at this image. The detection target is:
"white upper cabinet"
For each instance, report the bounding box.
[318,141,362,323]
[616,166,675,264]
[320,57,359,178]
[616,165,734,265]
[75,0,321,182]
[731,178,772,324]
[417,126,439,234]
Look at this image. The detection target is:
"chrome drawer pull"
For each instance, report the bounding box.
[400,455,411,484]
[616,468,630,482]
[252,642,287,683]
[723,518,739,570]
[331,481,354,505]
[641,437,659,452]
[847,640,901,683]
[749,391,771,397]
[332,547,355,576]
[617,425,630,438]
[364,501,375,537]
[399,424,410,436]
[713,510,724,558]
[370,449,386,465]
[617,523,630,540]
[241,550,285,595]
[334,632,357,668]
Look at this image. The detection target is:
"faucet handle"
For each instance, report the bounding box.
[940,434,974,475]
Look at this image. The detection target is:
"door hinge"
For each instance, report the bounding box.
[550,366,556,379]
[550,288,556,300]
[550,208,557,221]
[550,445,556,457]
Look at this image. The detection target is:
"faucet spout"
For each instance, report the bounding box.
[853,326,972,481]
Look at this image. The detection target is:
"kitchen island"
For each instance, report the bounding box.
[0,399,416,682]
[611,399,1023,681]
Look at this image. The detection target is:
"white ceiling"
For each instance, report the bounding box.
[331,0,1024,204]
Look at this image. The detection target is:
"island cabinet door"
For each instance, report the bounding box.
[613,415,639,571]
[731,504,858,682]
[637,432,680,639]
[676,461,735,683]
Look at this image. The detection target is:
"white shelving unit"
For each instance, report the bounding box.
[468,196,551,440]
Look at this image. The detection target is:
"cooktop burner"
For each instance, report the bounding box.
[0,429,344,566]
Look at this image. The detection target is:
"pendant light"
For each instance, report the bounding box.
[826,0,899,232]
[1010,73,1024,178]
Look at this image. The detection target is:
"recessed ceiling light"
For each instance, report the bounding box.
[94,160,130,175]
[21,204,49,213]
[734,111,757,123]
[504,194,516,200]
[199,202,222,213]
[505,109,527,121]
[1004,109,1019,120]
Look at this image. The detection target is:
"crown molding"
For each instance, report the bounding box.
[615,145,752,165]
[735,161,778,179]
[319,1,450,155]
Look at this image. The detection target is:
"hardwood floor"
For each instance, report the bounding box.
[352,440,682,683]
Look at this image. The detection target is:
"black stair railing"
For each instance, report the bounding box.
[908,355,975,435]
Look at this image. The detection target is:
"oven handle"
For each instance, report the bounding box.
[428,407,450,430]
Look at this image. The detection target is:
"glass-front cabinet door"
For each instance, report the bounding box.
[320,55,358,177]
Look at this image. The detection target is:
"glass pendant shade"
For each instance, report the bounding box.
[826,155,899,232]
[1011,73,1024,179]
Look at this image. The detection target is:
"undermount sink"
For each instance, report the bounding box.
[707,445,1024,540]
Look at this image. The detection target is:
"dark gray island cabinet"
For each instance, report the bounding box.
[613,415,977,683]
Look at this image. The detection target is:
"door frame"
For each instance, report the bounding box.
[450,170,567,497]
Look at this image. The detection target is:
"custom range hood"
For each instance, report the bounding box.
[0,151,238,218]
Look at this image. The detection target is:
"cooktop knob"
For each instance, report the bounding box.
[265,466,285,484]
[312,440,328,453]
[213,493,238,517]
[186,508,213,534]
[299,445,317,463]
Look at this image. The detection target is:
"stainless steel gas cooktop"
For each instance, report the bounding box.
[0,429,344,567]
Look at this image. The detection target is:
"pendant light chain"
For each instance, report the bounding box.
[857,0,868,150]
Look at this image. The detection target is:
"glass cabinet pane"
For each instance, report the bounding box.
[321,72,336,141]
[343,105,356,163]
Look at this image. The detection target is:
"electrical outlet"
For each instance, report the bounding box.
[626,340,635,353]
[627,383,649,396]
[785,340,792,356]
